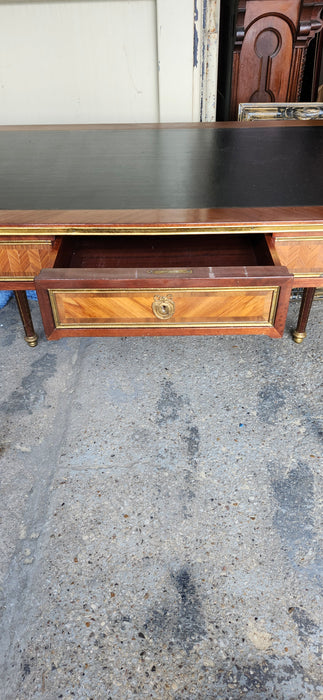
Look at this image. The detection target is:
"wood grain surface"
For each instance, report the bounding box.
[273,236,323,276]
[50,287,277,327]
[0,239,59,279]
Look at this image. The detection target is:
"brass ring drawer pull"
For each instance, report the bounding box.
[152,294,175,320]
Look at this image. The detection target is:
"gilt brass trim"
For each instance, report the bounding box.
[292,331,307,344]
[54,322,275,329]
[48,286,280,330]
[1,224,323,237]
[24,333,38,347]
[293,272,323,278]
[152,295,175,320]
[0,275,34,281]
[0,240,53,245]
[275,236,323,242]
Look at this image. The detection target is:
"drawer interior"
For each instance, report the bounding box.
[53,234,275,269]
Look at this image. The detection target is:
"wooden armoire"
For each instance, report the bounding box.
[217,0,323,120]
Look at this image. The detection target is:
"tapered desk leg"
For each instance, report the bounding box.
[14,291,38,347]
[292,288,316,344]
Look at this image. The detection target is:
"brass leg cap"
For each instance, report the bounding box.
[24,333,38,347]
[292,331,306,344]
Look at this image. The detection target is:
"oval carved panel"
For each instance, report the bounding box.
[236,16,294,106]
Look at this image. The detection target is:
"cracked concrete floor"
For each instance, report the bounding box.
[0,297,322,700]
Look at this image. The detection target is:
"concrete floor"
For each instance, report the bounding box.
[0,297,322,700]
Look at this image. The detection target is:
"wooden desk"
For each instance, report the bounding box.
[0,122,322,346]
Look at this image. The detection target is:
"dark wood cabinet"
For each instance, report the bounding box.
[218,0,323,120]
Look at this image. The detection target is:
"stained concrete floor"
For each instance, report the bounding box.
[0,297,322,700]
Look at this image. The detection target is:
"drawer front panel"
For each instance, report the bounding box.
[274,236,323,278]
[0,240,58,281]
[49,287,279,329]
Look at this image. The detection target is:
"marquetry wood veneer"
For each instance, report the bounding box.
[272,234,323,285]
[0,238,59,282]
[47,287,279,329]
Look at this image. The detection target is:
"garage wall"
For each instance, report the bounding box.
[0,0,219,125]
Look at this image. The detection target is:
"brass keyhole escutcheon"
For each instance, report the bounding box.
[152,295,175,320]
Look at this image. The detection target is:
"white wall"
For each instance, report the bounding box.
[0,0,219,125]
[0,0,159,124]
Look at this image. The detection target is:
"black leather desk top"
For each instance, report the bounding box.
[0,124,322,211]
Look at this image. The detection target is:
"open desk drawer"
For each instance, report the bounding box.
[35,234,293,339]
